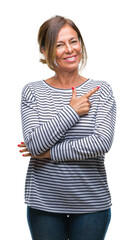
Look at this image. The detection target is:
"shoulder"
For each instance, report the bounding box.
[22,80,43,96]
[89,78,111,88]
[89,79,114,96]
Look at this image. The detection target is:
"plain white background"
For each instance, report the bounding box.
[0,0,134,239]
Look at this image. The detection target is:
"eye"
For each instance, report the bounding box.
[71,40,78,44]
[56,43,63,48]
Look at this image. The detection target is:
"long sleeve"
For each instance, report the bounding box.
[50,82,116,161]
[21,83,80,156]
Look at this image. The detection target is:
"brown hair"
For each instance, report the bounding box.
[38,15,87,70]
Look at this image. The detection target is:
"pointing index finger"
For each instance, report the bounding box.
[84,86,100,98]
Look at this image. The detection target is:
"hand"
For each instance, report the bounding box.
[18,142,51,159]
[69,86,100,116]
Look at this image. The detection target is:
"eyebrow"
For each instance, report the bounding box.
[56,37,78,43]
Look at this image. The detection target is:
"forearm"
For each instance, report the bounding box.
[50,130,114,161]
[22,105,80,156]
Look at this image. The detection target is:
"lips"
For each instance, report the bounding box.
[64,55,77,62]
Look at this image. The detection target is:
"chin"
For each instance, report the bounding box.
[61,65,79,73]
[57,61,81,72]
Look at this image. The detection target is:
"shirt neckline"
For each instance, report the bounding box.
[42,78,91,92]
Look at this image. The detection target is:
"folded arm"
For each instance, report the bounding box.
[21,84,80,156]
[50,82,116,161]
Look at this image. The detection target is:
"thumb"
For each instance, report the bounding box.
[71,86,77,99]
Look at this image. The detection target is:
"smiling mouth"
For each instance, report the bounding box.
[64,55,77,62]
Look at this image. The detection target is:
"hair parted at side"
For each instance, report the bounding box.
[38,15,87,71]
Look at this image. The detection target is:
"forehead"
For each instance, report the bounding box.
[57,24,78,41]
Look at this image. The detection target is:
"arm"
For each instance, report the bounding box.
[50,82,116,161]
[21,83,80,156]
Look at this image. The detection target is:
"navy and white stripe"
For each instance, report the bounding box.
[21,78,116,213]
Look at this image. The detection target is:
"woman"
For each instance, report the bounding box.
[18,15,116,240]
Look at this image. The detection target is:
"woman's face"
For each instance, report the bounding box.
[55,24,82,72]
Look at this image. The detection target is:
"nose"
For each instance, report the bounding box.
[65,43,73,53]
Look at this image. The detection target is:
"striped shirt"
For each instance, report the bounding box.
[21,78,116,214]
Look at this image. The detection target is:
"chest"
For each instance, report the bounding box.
[35,88,99,139]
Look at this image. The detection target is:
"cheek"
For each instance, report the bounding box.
[74,43,82,57]
[76,45,82,59]
[56,49,64,60]
[78,44,82,53]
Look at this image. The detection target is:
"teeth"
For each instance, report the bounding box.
[68,57,75,60]
[66,56,75,60]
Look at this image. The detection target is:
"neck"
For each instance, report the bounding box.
[53,69,83,89]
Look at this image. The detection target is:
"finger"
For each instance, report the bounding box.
[88,101,91,108]
[19,148,29,153]
[81,101,91,110]
[84,86,100,98]
[22,153,32,157]
[18,143,26,147]
[71,87,77,99]
[32,155,44,159]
